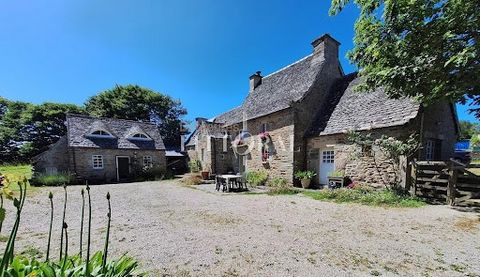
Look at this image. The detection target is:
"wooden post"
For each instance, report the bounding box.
[411,159,417,196]
[405,156,412,193]
[447,162,458,206]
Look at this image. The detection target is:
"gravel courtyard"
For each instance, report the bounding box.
[2,180,480,276]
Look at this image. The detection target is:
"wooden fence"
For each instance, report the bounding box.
[411,160,480,206]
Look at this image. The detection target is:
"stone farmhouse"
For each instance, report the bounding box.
[185,34,459,186]
[34,114,166,183]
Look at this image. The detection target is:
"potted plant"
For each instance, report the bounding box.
[327,170,345,189]
[294,170,317,189]
[201,163,210,180]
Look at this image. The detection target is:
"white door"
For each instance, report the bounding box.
[319,150,335,185]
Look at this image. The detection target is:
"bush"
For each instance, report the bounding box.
[6,251,144,276]
[183,174,203,186]
[303,186,426,208]
[245,170,269,187]
[267,177,299,195]
[294,170,317,180]
[31,173,73,186]
[137,166,173,181]
[188,160,201,173]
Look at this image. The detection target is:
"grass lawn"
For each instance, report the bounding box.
[0,164,33,179]
[0,164,37,194]
[303,188,426,208]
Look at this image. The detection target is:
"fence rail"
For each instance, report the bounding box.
[411,160,480,206]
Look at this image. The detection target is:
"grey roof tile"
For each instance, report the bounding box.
[66,114,165,150]
[308,73,420,136]
[214,53,325,126]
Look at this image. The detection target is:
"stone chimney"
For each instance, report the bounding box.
[249,71,262,92]
[311,33,340,62]
[195,117,208,128]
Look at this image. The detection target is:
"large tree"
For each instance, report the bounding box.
[84,85,187,147]
[19,103,85,158]
[0,100,84,163]
[330,0,480,118]
[459,120,480,139]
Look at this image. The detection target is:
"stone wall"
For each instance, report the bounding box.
[69,148,166,183]
[420,101,458,160]
[33,136,69,174]
[306,126,417,186]
[236,109,295,181]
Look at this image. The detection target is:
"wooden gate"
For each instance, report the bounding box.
[411,160,480,206]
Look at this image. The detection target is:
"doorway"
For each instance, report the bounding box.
[319,150,335,185]
[116,156,130,181]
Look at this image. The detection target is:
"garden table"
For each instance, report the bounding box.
[217,174,242,192]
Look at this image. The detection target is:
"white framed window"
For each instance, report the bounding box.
[143,156,153,168]
[92,155,104,169]
[322,150,334,164]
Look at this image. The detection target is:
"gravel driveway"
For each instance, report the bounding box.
[2,180,479,276]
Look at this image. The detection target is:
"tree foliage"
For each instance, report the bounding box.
[0,101,84,163]
[459,120,480,139]
[330,0,480,118]
[85,84,187,147]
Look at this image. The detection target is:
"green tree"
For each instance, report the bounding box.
[330,0,480,118]
[459,120,480,139]
[19,103,85,158]
[0,100,32,163]
[85,84,187,147]
[0,100,84,163]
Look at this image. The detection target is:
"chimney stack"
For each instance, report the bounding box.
[311,33,340,62]
[249,71,262,92]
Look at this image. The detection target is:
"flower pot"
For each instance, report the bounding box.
[201,171,210,180]
[301,178,311,189]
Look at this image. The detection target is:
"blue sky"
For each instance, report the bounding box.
[0,0,477,125]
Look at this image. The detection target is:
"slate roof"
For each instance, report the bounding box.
[66,114,165,150]
[214,52,326,126]
[308,73,420,136]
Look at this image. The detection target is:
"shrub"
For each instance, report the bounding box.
[294,170,316,180]
[188,160,201,173]
[245,170,269,187]
[5,252,144,276]
[138,166,173,181]
[31,173,73,186]
[183,174,203,186]
[303,186,426,207]
[267,177,299,195]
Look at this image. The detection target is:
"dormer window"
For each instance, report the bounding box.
[92,130,111,136]
[128,133,152,141]
[86,129,115,138]
[132,133,148,139]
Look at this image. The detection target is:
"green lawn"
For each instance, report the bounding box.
[0,164,37,194]
[0,164,33,179]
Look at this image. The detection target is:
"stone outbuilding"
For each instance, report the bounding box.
[34,114,166,183]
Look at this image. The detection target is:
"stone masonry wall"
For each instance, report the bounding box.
[69,148,166,183]
[421,101,458,160]
[307,126,418,186]
[34,137,69,174]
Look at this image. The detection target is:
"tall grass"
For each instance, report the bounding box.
[303,187,426,208]
[31,173,72,187]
